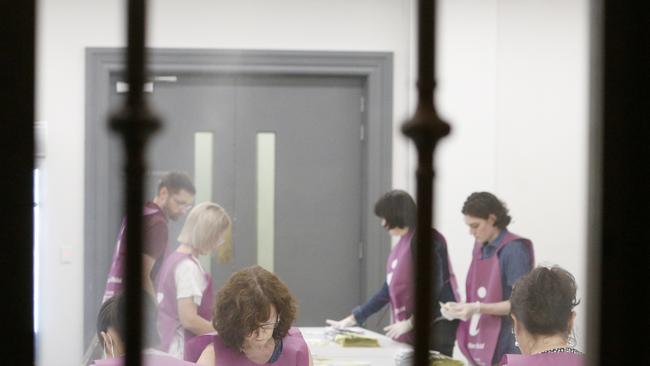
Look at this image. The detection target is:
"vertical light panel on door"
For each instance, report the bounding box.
[257,133,276,272]
[194,132,214,271]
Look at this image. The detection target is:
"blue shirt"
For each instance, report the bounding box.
[480,229,532,364]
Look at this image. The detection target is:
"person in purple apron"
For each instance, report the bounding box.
[326,190,460,356]
[103,172,196,302]
[441,192,534,366]
[93,292,195,366]
[500,265,584,366]
[156,202,232,359]
[195,265,313,366]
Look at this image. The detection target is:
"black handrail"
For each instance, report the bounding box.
[402,1,450,365]
[110,1,160,366]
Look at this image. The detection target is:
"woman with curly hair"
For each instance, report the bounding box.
[442,192,534,366]
[500,265,584,365]
[196,265,313,366]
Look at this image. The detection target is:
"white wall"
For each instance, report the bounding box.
[37,0,588,364]
[434,0,590,358]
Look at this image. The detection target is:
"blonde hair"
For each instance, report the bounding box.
[177,202,232,262]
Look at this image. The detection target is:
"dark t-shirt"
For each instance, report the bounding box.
[115,202,169,281]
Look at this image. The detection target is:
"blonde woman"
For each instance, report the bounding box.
[155,202,232,359]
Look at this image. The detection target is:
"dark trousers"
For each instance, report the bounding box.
[429,319,459,357]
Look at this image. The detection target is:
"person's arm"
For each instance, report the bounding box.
[197,344,215,366]
[476,300,510,316]
[174,259,216,335]
[353,282,390,324]
[326,282,390,328]
[142,254,156,297]
[308,347,314,366]
[442,241,531,320]
[178,297,216,336]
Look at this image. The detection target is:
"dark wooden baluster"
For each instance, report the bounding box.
[402,1,450,365]
[110,1,160,366]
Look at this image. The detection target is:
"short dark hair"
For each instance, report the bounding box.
[373,190,417,229]
[158,172,196,195]
[510,266,580,336]
[461,192,511,229]
[213,265,297,350]
[96,292,160,349]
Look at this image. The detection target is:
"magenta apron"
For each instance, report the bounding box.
[156,251,214,354]
[386,229,417,343]
[500,352,584,366]
[92,352,197,366]
[211,327,309,366]
[457,232,534,366]
[102,204,165,303]
[387,229,460,344]
[184,333,216,362]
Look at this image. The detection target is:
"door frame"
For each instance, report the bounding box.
[84,48,393,344]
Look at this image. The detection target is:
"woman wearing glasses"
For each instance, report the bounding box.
[197,265,313,366]
[155,202,232,359]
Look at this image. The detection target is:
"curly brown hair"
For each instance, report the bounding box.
[462,191,512,229]
[213,265,297,350]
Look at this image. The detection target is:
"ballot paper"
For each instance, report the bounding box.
[324,327,380,347]
[394,348,464,366]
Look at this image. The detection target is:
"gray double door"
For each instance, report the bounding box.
[107,73,365,325]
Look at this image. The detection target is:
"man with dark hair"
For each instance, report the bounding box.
[103,172,196,302]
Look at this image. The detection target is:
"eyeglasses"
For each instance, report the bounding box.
[172,196,193,211]
[253,316,281,334]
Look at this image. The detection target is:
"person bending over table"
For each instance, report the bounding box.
[327,190,460,356]
[441,192,534,366]
[500,265,584,366]
[197,265,313,366]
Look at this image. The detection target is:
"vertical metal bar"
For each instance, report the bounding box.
[402,0,450,365]
[110,1,159,366]
[0,0,35,364]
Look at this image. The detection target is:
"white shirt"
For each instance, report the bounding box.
[167,256,208,359]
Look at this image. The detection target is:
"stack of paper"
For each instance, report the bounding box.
[333,333,380,348]
[394,348,464,366]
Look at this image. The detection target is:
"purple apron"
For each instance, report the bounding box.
[211,327,309,366]
[156,251,215,354]
[500,352,584,366]
[457,232,534,366]
[184,333,216,362]
[92,352,197,366]
[387,229,460,344]
[102,204,165,303]
[386,229,416,343]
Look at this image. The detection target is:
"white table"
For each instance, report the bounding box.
[299,327,411,366]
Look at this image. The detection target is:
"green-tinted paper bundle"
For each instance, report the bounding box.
[430,352,464,366]
[395,349,464,366]
[333,333,380,347]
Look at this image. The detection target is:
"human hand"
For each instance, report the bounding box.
[383,318,413,339]
[444,301,481,321]
[439,302,455,321]
[326,315,357,329]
